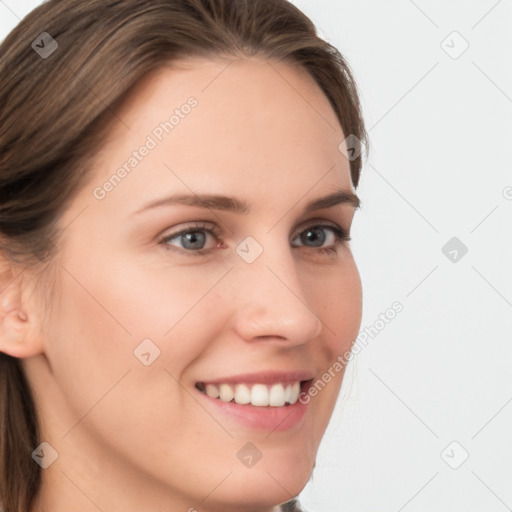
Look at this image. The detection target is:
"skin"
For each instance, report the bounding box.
[0,56,362,512]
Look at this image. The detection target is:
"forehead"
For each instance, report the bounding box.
[83,56,352,214]
[113,55,341,130]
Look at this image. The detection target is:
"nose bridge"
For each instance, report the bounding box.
[231,235,323,344]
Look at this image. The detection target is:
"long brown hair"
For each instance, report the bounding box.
[0,0,368,510]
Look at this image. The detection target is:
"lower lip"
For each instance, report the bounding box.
[195,383,310,432]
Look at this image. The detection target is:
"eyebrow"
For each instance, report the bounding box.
[133,188,360,215]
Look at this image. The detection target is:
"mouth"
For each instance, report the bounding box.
[195,380,311,407]
[193,371,315,431]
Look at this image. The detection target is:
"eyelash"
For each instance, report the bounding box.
[158,221,351,257]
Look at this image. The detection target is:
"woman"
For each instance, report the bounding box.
[0,0,368,510]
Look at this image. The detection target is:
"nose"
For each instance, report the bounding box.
[231,241,323,347]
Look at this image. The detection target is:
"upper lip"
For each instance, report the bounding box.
[196,370,315,386]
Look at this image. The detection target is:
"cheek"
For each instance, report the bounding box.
[49,253,230,380]
[102,255,231,339]
[302,258,362,426]
[306,256,363,354]
[45,265,137,421]
[46,258,230,466]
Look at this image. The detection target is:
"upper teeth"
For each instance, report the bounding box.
[202,381,301,407]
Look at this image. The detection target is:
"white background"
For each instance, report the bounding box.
[1,1,511,511]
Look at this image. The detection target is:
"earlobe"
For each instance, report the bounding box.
[0,266,44,358]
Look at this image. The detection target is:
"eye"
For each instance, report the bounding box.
[291,222,351,254]
[158,221,351,256]
[159,222,221,254]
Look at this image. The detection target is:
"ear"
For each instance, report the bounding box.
[0,261,45,359]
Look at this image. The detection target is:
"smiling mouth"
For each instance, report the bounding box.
[195,380,312,407]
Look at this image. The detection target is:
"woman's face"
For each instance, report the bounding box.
[27,56,362,511]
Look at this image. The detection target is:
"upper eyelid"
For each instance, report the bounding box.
[159,218,347,240]
[159,221,219,240]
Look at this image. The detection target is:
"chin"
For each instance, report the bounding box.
[211,469,311,511]
[211,448,314,509]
